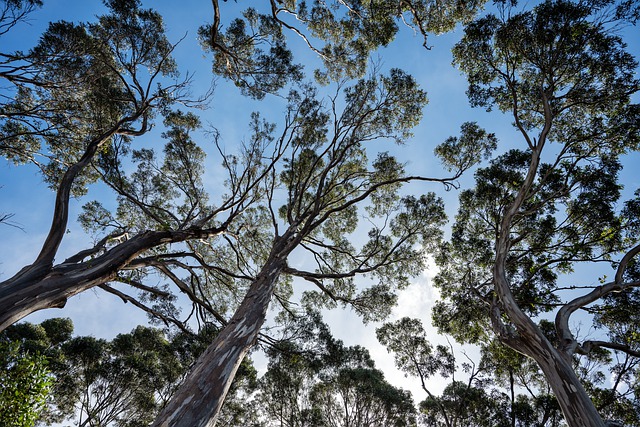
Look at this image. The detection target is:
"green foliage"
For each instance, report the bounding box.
[0,341,51,427]
[377,317,455,380]
[258,311,417,427]
[58,328,191,426]
[420,381,511,427]
[1,0,180,196]
[0,319,262,427]
[0,319,74,423]
[199,7,303,99]
[454,0,639,133]
[202,0,487,87]
[434,121,497,175]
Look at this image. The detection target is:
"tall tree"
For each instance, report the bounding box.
[1,1,495,425]
[0,0,191,329]
[432,0,640,426]
[151,68,489,426]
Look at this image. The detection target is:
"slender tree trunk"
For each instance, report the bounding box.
[494,241,606,426]
[152,233,294,427]
[509,370,516,427]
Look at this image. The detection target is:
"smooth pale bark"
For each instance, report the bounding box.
[0,228,223,331]
[152,231,296,427]
[493,269,607,427]
[493,226,607,427]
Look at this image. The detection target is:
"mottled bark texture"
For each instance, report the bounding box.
[152,232,295,427]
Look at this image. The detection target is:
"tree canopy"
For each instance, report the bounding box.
[0,0,639,426]
[423,0,639,426]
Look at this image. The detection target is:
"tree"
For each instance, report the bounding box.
[430,0,640,426]
[258,311,417,427]
[1,1,496,425]
[0,0,191,329]
[58,330,183,427]
[150,66,470,426]
[0,341,51,427]
[198,0,488,99]
[0,0,492,425]
[0,318,74,424]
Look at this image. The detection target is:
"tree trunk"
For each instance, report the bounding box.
[500,310,606,427]
[152,233,293,427]
[496,316,607,426]
[494,243,606,427]
[528,340,605,427]
[0,228,223,331]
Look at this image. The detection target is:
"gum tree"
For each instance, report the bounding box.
[0,0,191,329]
[150,69,483,426]
[432,1,640,426]
[0,1,496,426]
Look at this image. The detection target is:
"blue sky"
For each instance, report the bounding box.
[1,0,640,403]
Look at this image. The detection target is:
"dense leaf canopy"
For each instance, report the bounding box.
[0,0,639,426]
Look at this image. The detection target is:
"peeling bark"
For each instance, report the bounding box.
[152,232,295,427]
[524,336,606,427]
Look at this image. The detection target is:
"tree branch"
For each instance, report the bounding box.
[580,340,640,358]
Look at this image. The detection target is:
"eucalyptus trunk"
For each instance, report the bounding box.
[533,348,605,427]
[508,313,606,427]
[495,233,606,427]
[497,305,606,427]
[152,232,295,427]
